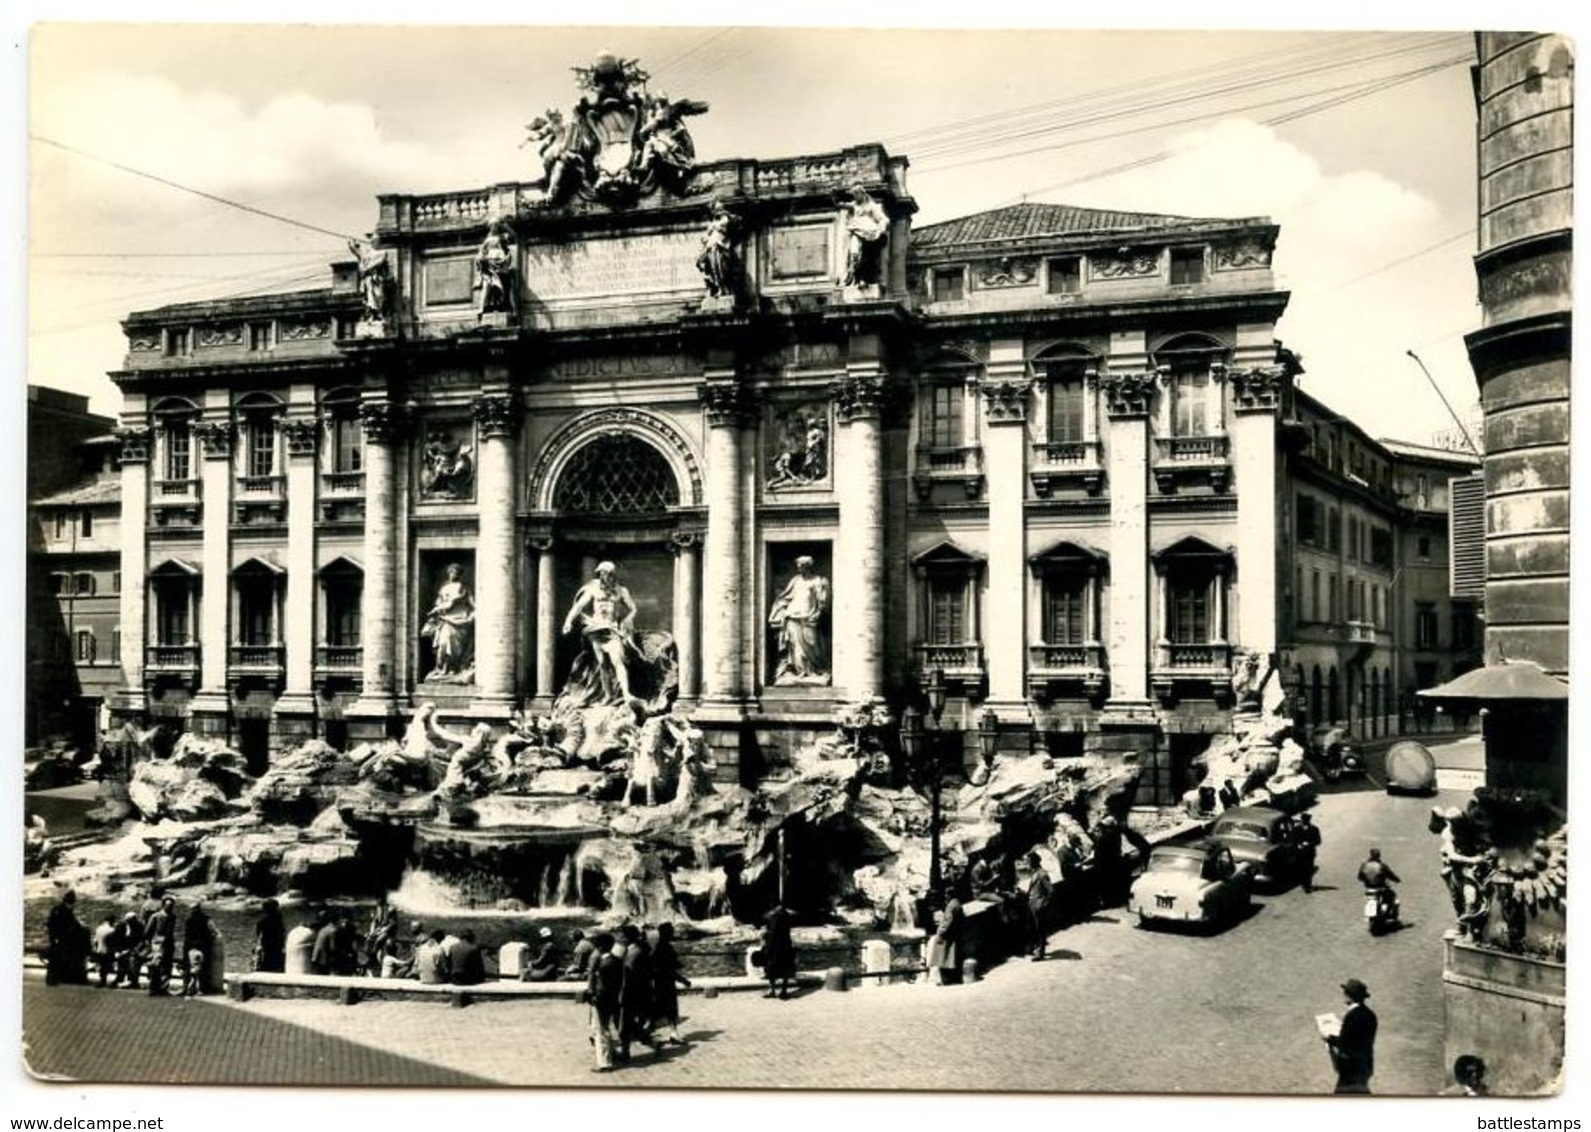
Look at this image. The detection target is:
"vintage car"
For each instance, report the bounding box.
[1209,805,1309,889]
[1127,842,1253,928]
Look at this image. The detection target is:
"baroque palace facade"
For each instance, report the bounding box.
[105,57,1470,797]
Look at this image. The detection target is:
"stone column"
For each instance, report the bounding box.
[273,413,320,748]
[670,531,701,702]
[530,534,557,705]
[348,399,401,737]
[113,425,151,719]
[1231,366,1284,658]
[1101,368,1158,705]
[836,371,887,701]
[979,354,1032,716]
[699,378,749,705]
[471,392,520,714]
[189,416,234,739]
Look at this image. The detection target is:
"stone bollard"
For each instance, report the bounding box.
[823,966,847,992]
[962,958,980,984]
[745,946,764,979]
[860,939,892,990]
[285,925,315,975]
[339,985,360,1006]
[498,941,530,979]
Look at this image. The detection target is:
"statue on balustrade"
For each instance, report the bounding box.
[422,563,475,683]
[768,556,831,685]
[840,185,888,289]
[557,562,678,716]
[347,234,392,322]
[695,203,739,300]
[474,218,519,319]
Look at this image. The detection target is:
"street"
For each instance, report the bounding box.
[22,779,1461,1095]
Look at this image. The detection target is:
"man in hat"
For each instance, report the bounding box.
[1292,812,1323,893]
[525,926,561,982]
[1324,978,1378,1093]
[564,928,596,980]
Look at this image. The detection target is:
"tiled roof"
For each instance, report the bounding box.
[913,201,1262,250]
[1377,438,1483,467]
[33,474,120,508]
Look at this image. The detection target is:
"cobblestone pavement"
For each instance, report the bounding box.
[21,786,1460,1095]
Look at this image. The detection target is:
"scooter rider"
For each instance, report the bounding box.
[1357,848,1401,922]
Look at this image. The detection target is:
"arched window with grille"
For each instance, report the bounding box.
[553,434,680,515]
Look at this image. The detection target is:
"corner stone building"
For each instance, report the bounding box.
[110,124,1326,794]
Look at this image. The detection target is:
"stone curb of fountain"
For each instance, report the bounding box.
[219,969,833,1005]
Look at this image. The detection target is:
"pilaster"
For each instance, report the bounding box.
[1231,366,1284,658]
[190,414,234,731]
[670,530,702,703]
[275,412,320,725]
[1102,367,1158,706]
[979,348,1032,718]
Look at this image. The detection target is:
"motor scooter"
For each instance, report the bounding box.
[1364,887,1400,935]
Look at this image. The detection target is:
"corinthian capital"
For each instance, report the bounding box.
[472,392,521,438]
[833,375,888,422]
[698,380,752,428]
[358,399,406,444]
[979,378,1031,424]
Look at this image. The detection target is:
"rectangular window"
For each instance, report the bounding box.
[248,419,277,478]
[1453,606,1476,652]
[111,571,121,594]
[111,629,121,663]
[334,416,364,473]
[1170,247,1206,285]
[75,631,95,663]
[925,577,967,645]
[53,512,67,539]
[325,581,363,647]
[1311,571,1321,622]
[238,583,274,647]
[1372,585,1382,628]
[249,322,273,352]
[1415,603,1439,649]
[1171,369,1208,436]
[165,328,191,357]
[50,572,67,596]
[74,572,94,596]
[1047,372,1086,443]
[1297,495,1317,544]
[920,384,963,449]
[1370,527,1393,568]
[1044,576,1087,645]
[166,423,192,482]
[80,509,93,538]
[1328,575,1339,623]
[1348,520,1360,561]
[931,268,965,303]
[1417,534,1432,560]
[1169,576,1210,643]
[1328,508,1341,552]
[156,584,190,645]
[1046,256,1081,295]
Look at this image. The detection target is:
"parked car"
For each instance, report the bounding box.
[1209,805,1309,889]
[1309,725,1364,781]
[1128,842,1253,928]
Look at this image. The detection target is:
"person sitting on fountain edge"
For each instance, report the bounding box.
[524,926,561,982]
[565,929,597,979]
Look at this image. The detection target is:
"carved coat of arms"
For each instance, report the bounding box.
[523,54,710,208]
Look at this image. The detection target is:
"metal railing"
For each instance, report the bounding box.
[315,645,363,669]
[1153,435,1229,463]
[146,644,199,669]
[1032,440,1100,469]
[323,471,366,495]
[155,478,200,498]
[229,645,285,669]
[1162,641,1233,669]
[237,474,286,496]
[914,642,984,671]
[1027,643,1105,671]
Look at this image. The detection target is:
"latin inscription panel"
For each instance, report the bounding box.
[526,232,700,300]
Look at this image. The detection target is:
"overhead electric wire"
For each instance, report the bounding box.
[906,34,1467,170]
[1315,229,1477,295]
[33,249,342,259]
[648,27,736,84]
[31,134,356,241]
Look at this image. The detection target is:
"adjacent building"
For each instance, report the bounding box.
[99,57,1481,798]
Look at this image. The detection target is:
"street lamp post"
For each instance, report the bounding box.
[977,708,999,777]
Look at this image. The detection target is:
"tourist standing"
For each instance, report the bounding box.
[618,924,655,1059]
[253,899,286,973]
[650,922,691,1045]
[929,894,964,985]
[1324,978,1379,1094]
[1020,852,1054,959]
[584,931,623,1073]
[182,902,216,996]
[761,903,797,1000]
[91,916,117,987]
[45,889,89,986]
[111,911,145,989]
[145,896,178,996]
[310,914,337,976]
[1293,813,1323,893]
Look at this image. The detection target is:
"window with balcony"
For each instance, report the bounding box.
[931,268,965,303]
[231,558,285,673]
[1047,367,1087,444]
[1046,256,1081,295]
[149,562,198,648]
[1170,246,1206,285]
[920,383,963,449]
[1029,541,1106,690]
[911,542,984,678]
[247,418,277,478]
[318,557,365,672]
[1170,369,1209,437]
[1152,537,1232,680]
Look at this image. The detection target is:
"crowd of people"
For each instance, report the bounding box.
[43,888,220,997]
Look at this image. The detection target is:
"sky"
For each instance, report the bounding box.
[24,20,1490,445]
[4,4,1586,1132]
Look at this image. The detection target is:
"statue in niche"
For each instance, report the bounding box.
[768,556,831,685]
[422,563,475,683]
[767,408,827,490]
[421,428,474,499]
[840,185,889,289]
[695,203,739,299]
[347,234,392,322]
[474,219,518,320]
[556,561,679,716]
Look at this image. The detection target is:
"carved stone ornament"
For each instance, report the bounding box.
[766,400,829,491]
[976,257,1038,288]
[1214,241,1274,270]
[979,379,1032,423]
[358,400,405,445]
[833,375,888,422]
[116,427,152,464]
[194,421,234,458]
[282,418,319,458]
[523,53,710,209]
[128,333,161,353]
[279,319,332,342]
[420,423,476,500]
[1092,247,1161,280]
[695,203,741,301]
[197,324,244,349]
[472,393,520,438]
[1231,366,1287,413]
[1101,370,1162,418]
[699,381,752,428]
